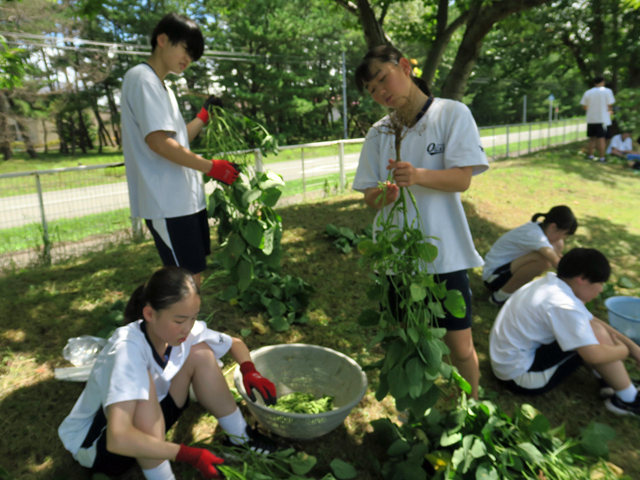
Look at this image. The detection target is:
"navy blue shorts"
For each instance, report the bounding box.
[497,341,583,396]
[83,393,189,476]
[386,270,473,331]
[484,262,512,292]
[586,123,607,139]
[146,209,211,275]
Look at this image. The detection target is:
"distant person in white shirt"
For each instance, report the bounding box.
[606,131,640,169]
[580,76,615,163]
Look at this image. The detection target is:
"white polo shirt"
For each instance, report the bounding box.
[606,134,633,155]
[489,272,598,381]
[482,222,553,281]
[353,98,489,274]
[121,64,206,220]
[58,320,232,463]
[580,86,615,125]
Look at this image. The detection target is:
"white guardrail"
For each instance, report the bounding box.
[0,118,586,267]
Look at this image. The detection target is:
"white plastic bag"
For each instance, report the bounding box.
[62,335,107,367]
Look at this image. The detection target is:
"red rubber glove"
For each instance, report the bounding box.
[176,444,224,479]
[207,160,240,185]
[240,361,277,406]
[196,95,223,123]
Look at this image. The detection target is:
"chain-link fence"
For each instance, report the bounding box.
[0,118,586,269]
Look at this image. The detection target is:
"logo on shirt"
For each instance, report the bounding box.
[427,143,445,155]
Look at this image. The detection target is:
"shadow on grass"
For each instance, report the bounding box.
[1,192,640,478]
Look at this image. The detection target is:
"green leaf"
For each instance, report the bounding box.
[240,220,264,248]
[444,289,466,318]
[339,227,356,241]
[618,276,636,288]
[269,316,290,332]
[237,258,253,292]
[387,438,412,456]
[405,357,423,384]
[357,309,381,326]
[418,242,438,262]
[440,431,462,447]
[289,452,317,475]
[329,459,357,479]
[580,422,616,457]
[516,442,544,464]
[388,364,410,399]
[357,239,376,256]
[241,188,262,207]
[410,283,427,302]
[452,369,471,393]
[326,223,341,237]
[475,462,499,480]
[258,171,285,189]
[240,328,251,337]
[470,438,487,458]
[267,300,287,318]
[530,414,550,434]
[260,187,282,207]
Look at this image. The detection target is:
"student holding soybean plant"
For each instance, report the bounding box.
[352,46,489,400]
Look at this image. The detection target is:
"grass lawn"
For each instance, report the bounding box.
[1,143,640,479]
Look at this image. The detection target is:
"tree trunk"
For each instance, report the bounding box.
[422,5,470,89]
[56,116,68,154]
[77,109,92,153]
[15,119,38,159]
[42,119,49,154]
[356,0,391,48]
[104,84,121,148]
[441,0,552,100]
[0,91,12,160]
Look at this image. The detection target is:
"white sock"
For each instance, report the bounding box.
[493,290,511,302]
[600,157,606,162]
[616,383,638,403]
[588,155,594,159]
[217,408,248,444]
[142,460,176,480]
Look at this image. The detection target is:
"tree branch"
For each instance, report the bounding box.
[333,0,358,16]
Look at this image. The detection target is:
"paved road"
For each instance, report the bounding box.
[0,122,584,230]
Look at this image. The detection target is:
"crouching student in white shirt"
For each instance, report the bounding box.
[59,266,279,480]
[489,248,640,416]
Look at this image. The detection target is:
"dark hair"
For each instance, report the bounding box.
[355,45,430,96]
[593,76,605,85]
[150,12,204,62]
[557,248,610,283]
[531,205,578,235]
[124,266,199,323]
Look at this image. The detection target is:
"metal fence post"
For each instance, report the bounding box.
[254,148,263,174]
[338,141,345,192]
[34,173,52,264]
[492,127,496,161]
[506,126,510,158]
[528,124,532,154]
[301,148,306,199]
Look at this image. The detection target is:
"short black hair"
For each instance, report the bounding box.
[557,248,610,283]
[354,45,430,97]
[593,76,605,85]
[150,12,204,62]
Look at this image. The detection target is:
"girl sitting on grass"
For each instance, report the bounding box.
[482,205,578,307]
[59,266,278,480]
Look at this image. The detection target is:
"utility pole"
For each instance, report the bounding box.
[342,51,348,139]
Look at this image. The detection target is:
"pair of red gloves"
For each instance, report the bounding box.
[196,95,241,186]
[175,361,276,479]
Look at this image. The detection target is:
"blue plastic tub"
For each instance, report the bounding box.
[605,296,640,344]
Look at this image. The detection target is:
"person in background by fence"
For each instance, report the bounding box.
[580,76,615,163]
[352,45,489,400]
[121,13,240,288]
[482,205,578,307]
[489,248,640,417]
[59,266,279,480]
[606,131,640,169]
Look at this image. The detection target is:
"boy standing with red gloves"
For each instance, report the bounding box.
[121,12,240,287]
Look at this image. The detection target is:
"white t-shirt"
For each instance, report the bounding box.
[606,134,633,155]
[482,222,553,281]
[58,320,232,462]
[353,98,489,274]
[580,86,615,125]
[489,272,598,381]
[121,64,206,219]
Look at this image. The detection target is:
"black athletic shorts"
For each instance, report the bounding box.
[386,269,473,331]
[146,209,211,274]
[484,262,513,292]
[82,393,189,476]
[586,123,607,139]
[497,341,583,396]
